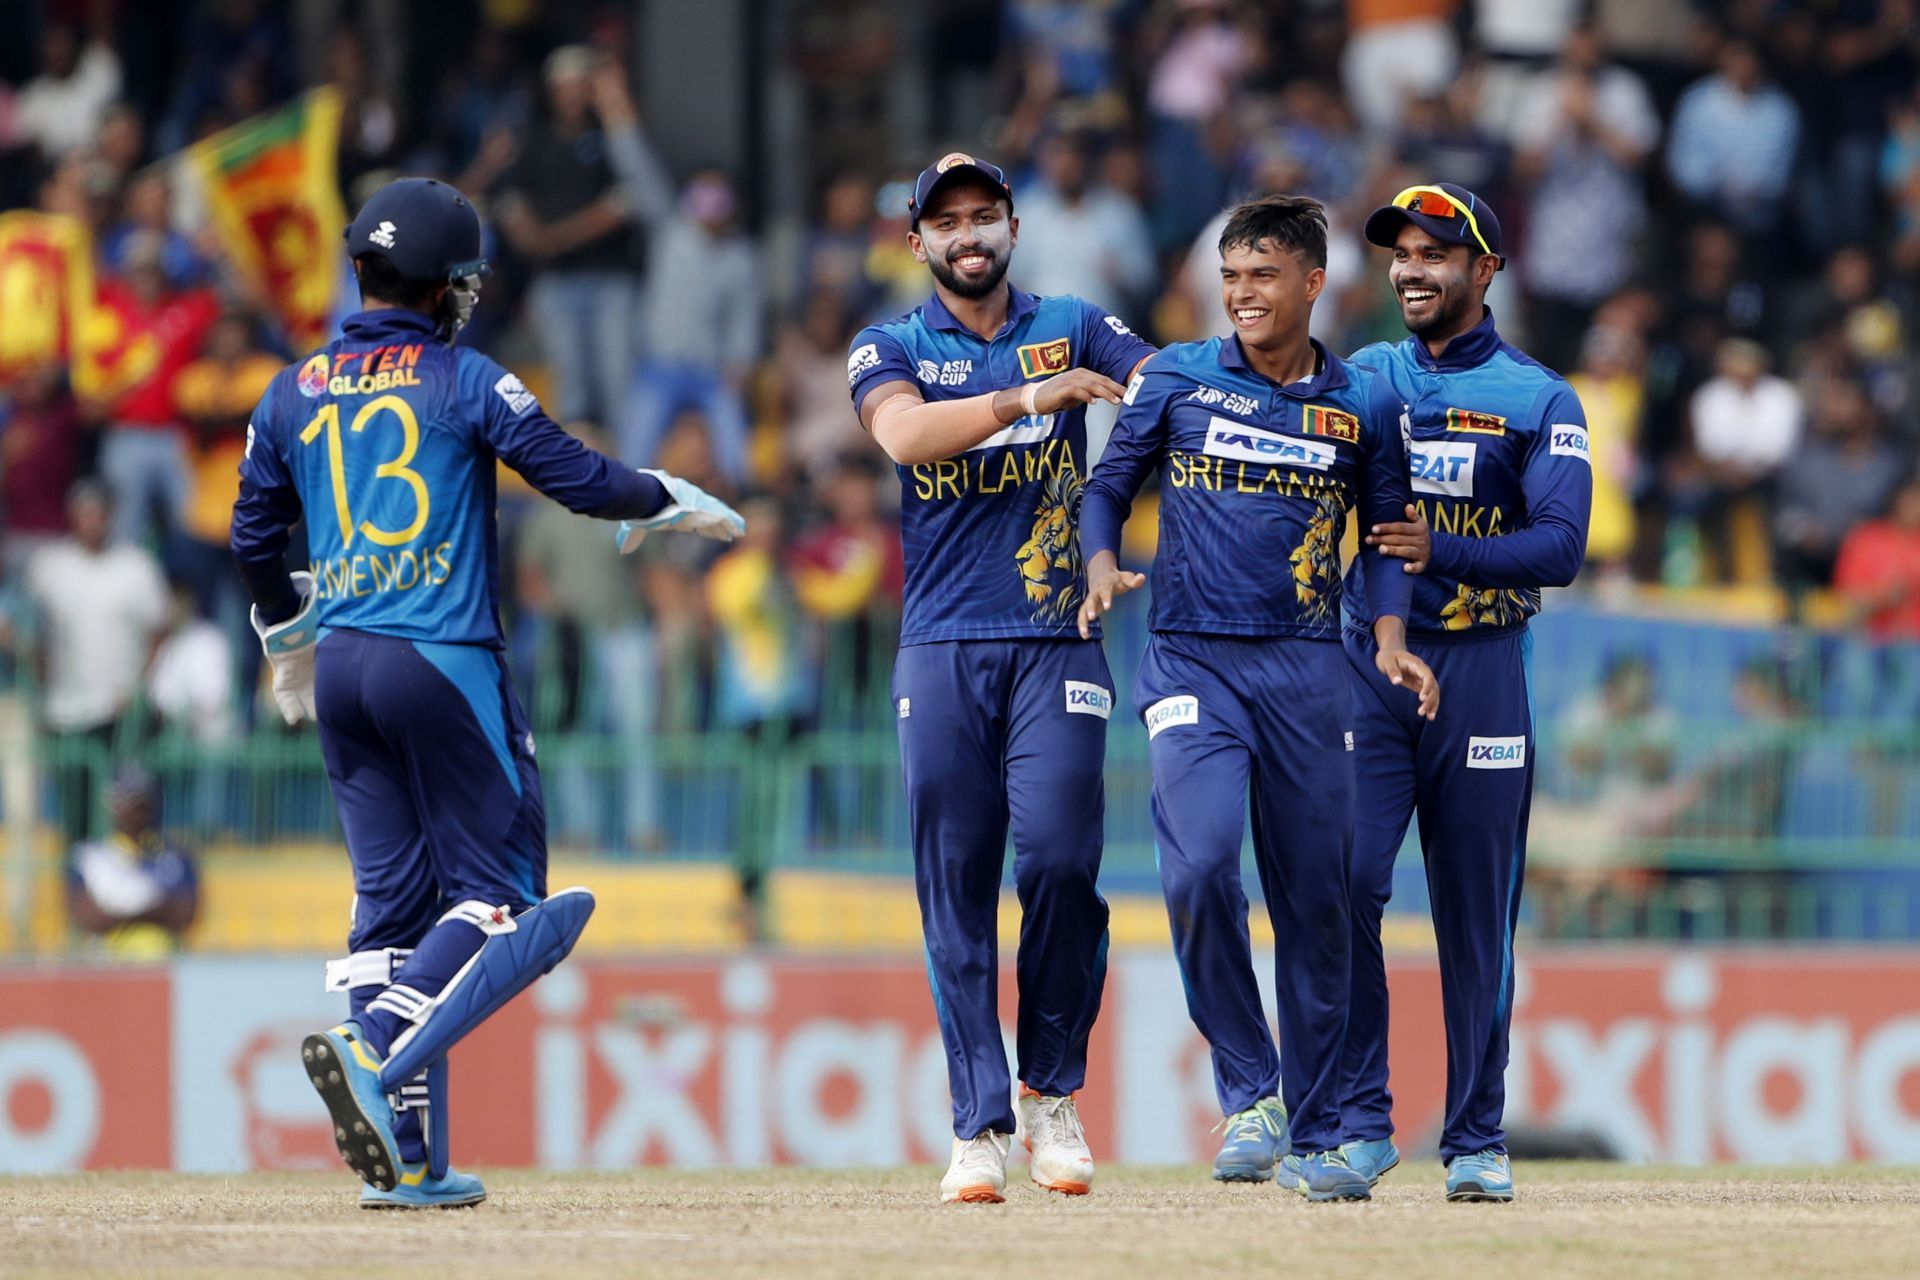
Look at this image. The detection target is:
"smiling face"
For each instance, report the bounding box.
[1389,222,1494,340]
[1218,239,1323,351]
[909,179,1016,301]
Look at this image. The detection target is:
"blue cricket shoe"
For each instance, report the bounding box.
[1339,1137,1401,1187]
[1445,1149,1515,1202]
[302,1021,404,1191]
[1275,1150,1372,1202]
[361,1164,487,1209]
[1211,1097,1288,1182]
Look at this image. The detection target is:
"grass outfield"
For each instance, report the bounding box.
[7,1164,1920,1279]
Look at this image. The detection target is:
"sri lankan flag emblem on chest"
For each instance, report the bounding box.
[1445,407,1507,435]
[1017,337,1071,380]
[1301,404,1360,443]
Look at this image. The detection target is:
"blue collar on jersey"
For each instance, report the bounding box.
[341,307,441,342]
[1217,334,1350,398]
[919,283,1042,337]
[1406,306,1502,372]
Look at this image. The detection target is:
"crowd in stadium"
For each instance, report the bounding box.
[0,0,1915,761]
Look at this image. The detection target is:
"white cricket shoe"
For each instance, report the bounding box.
[940,1131,1011,1204]
[1018,1087,1094,1195]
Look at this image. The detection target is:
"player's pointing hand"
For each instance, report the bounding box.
[1079,551,1145,639]
[1366,503,1431,574]
[1033,368,1128,416]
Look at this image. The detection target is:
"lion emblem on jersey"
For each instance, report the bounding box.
[1289,492,1343,624]
[1017,469,1084,626]
[1440,582,1530,630]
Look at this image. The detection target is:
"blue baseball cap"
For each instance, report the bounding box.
[344,177,489,283]
[908,152,1013,227]
[1365,182,1504,265]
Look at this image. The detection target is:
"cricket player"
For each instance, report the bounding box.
[1078,196,1438,1202]
[847,152,1155,1203]
[1336,184,1592,1202]
[231,177,742,1207]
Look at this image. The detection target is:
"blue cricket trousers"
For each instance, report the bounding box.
[893,638,1113,1139]
[1134,631,1354,1154]
[1340,625,1534,1160]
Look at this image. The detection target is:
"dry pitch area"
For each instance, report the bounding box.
[6,1164,1920,1279]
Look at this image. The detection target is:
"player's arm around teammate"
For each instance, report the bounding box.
[1332,183,1593,1204]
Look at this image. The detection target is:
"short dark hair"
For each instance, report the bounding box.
[354,253,441,308]
[1218,196,1328,270]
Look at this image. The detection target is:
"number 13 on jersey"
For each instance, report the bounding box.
[300,394,432,548]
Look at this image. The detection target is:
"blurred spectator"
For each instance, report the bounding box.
[1679,338,1802,584]
[799,169,881,316]
[26,481,168,841]
[515,421,660,849]
[1007,131,1155,323]
[790,455,903,623]
[1566,324,1646,577]
[1643,657,1798,842]
[497,49,654,427]
[629,172,760,483]
[66,767,198,957]
[776,294,865,481]
[1772,377,1901,592]
[707,498,810,732]
[1006,0,1126,102]
[14,23,122,160]
[328,30,402,195]
[101,169,212,289]
[0,366,85,581]
[1666,35,1801,242]
[1394,75,1509,210]
[1885,85,1920,274]
[1532,650,1678,880]
[93,230,222,549]
[1808,0,1918,251]
[146,579,236,744]
[165,0,296,149]
[1511,22,1660,372]
[171,312,279,635]
[1834,475,1920,640]
[429,29,532,179]
[1141,0,1260,252]
[1340,0,1458,140]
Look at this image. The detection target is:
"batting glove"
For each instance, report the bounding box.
[617,469,747,552]
[250,571,320,726]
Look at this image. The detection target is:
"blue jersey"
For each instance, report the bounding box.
[1342,310,1592,639]
[1081,336,1412,639]
[232,308,663,646]
[848,287,1154,646]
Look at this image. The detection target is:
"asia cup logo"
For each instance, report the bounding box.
[1017,469,1084,627]
[296,354,329,398]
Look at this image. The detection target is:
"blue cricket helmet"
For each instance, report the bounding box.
[344,177,491,341]
[344,177,489,284]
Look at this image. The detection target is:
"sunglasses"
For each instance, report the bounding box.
[1392,185,1495,258]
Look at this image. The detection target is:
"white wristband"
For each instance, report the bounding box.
[1020,381,1041,417]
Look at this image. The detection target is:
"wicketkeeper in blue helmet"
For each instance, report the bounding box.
[231,176,744,1207]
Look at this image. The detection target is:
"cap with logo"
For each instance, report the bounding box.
[908,152,1013,227]
[344,177,490,283]
[1364,182,1504,266]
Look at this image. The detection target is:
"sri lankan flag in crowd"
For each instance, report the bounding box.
[187,88,348,350]
[0,211,96,386]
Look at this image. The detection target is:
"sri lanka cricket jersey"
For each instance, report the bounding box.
[847,286,1155,645]
[1342,309,1592,638]
[1081,335,1412,638]
[234,308,660,645]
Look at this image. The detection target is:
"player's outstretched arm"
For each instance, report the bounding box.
[1372,614,1440,721]
[859,369,1127,466]
[1076,363,1170,637]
